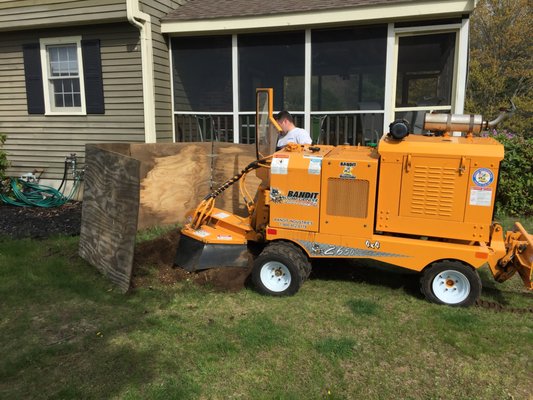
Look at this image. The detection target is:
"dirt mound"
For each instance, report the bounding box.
[131,231,251,292]
[133,229,181,267]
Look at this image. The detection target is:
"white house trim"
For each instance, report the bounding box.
[231,34,240,143]
[168,35,176,142]
[304,29,312,134]
[127,0,157,143]
[383,23,395,134]
[454,18,470,115]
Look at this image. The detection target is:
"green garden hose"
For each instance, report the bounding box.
[0,177,81,208]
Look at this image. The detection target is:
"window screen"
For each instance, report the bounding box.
[172,36,233,112]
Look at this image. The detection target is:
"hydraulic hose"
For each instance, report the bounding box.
[190,155,272,229]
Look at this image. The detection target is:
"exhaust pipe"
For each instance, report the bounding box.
[423,101,516,135]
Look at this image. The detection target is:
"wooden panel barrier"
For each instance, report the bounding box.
[79,142,260,292]
[79,144,140,293]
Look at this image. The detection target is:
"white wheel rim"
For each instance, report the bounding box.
[260,261,291,292]
[432,269,470,304]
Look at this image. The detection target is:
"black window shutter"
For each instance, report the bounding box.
[22,43,45,114]
[81,39,105,114]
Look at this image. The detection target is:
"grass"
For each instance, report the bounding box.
[0,235,532,400]
[495,213,533,232]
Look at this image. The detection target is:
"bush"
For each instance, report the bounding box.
[0,134,9,181]
[491,131,533,217]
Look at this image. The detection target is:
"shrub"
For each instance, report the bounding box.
[491,131,533,217]
[0,134,9,181]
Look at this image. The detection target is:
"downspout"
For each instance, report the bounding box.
[127,0,157,143]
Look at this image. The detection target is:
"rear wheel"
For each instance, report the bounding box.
[420,261,481,307]
[252,242,311,296]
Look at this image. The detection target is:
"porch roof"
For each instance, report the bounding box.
[161,0,477,34]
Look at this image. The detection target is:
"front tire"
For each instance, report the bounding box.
[252,242,311,296]
[420,260,481,307]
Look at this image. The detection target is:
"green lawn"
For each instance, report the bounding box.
[0,235,531,400]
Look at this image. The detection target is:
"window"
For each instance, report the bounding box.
[23,37,104,115]
[40,37,85,114]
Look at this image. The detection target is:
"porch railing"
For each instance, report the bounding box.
[174,112,384,145]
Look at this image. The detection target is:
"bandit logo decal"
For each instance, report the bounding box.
[270,188,319,207]
[340,162,356,179]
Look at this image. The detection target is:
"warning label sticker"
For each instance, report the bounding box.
[216,234,233,241]
[470,187,492,206]
[307,157,322,175]
[272,155,289,175]
[213,212,230,219]
[193,229,210,238]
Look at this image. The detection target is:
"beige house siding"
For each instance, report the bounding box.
[0,23,144,180]
[0,0,127,32]
[139,0,188,142]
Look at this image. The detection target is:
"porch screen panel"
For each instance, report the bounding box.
[172,36,232,112]
[395,33,456,108]
[238,31,305,112]
[311,26,387,111]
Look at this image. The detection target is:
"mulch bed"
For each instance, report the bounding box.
[0,202,82,239]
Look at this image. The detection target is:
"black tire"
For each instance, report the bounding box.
[252,241,312,296]
[420,260,481,307]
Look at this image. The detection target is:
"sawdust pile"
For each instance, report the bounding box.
[131,231,252,292]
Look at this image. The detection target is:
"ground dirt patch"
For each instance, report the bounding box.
[0,202,251,292]
[132,231,251,292]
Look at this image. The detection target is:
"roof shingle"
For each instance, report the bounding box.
[164,0,415,21]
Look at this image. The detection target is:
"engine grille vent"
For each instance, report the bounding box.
[327,178,368,218]
[410,165,456,217]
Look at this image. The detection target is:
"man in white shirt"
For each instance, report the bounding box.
[275,110,312,150]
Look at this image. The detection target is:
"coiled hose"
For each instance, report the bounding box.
[0,177,81,208]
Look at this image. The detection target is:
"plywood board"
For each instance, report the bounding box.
[79,144,140,293]
[133,143,212,230]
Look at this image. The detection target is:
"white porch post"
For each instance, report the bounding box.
[304,29,312,134]
[168,36,176,142]
[383,22,395,135]
[232,34,240,143]
[454,18,470,115]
